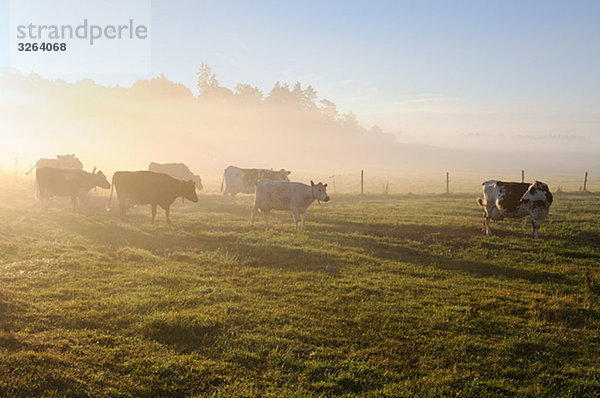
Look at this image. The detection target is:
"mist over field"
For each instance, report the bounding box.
[2,67,597,186]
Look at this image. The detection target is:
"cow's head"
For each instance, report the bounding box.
[194,175,203,191]
[94,170,111,189]
[310,180,330,202]
[279,169,291,182]
[521,181,552,206]
[182,180,199,202]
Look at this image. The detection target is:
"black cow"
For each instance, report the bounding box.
[106,171,198,225]
[36,167,111,211]
[148,162,203,191]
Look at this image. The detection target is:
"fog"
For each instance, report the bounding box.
[1,67,598,188]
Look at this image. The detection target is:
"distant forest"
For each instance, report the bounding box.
[1,66,401,173]
[2,67,596,174]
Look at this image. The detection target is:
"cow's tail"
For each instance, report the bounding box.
[106,175,115,212]
[220,169,225,192]
[477,198,484,207]
[25,164,36,176]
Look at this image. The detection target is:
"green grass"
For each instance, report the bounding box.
[1,179,600,397]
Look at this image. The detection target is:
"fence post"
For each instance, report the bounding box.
[329,175,336,195]
[14,158,18,178]
[360,170,364,195]
[521,170,524,183]
[446,172,449,194]
[583,172,588,192]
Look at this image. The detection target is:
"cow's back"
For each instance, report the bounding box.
[482,180,530,219]
[256,181,311,211]
[113,171,177,205]
[494,181,529,215]
[149,162,193,181]
[256,180,292,210]
[37,168,86,195]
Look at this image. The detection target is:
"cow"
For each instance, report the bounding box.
[251,180,330,229]
[148,162,203,191]
[106,171,198,225]
[26,154,83,175]
[477,180,553,239]
[221,165,291,204]
[36,167,111,211]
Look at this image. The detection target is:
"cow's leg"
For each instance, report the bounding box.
[530,206,548,239]
[77,192,88,212]
[231,193,237,205]
[484,206,494,236]
[531,217,542,239]
[223,189,229,204]
[291,211,300,229]
[301,213,306,229]
[151,203,157,224]
[263,210,270,229]
[482,211,487,234]
[71,195,78,212]
[39,191,46,210]
[165,206,172,225]
[119,203,127,221]
[250,204,258,225]
[41,191,50,211]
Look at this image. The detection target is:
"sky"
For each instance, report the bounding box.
[1,0,599,153]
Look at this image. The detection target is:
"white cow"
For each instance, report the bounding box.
[148,162,203,191]
[251,180,330,229]
[221,165,291,204]
[478,180,553,239]
[26,154,83,175]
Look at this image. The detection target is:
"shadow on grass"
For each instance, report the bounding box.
[570,231,600,249]
[314,217,573,285]
[232,243,337,273]
[52,202,577,285]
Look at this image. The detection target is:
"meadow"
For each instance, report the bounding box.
[1,176,599,397]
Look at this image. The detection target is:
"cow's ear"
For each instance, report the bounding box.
[324,183,327,187]
[311,180,315,186]
[287,171,291,175]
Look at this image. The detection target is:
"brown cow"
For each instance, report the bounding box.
[36,167,110,211]
[107,171,198,225]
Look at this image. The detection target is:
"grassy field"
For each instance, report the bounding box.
[1,177,599,397]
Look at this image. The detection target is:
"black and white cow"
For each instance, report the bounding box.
[477,180,553,239]
[220,165,291,204]
[251,180,330,229]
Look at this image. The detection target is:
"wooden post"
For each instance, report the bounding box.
[360,170,364,195]
[14,158,18,178]
[583,172,588,192]
[329,175,336,195]
[446,172,449,194]
[521,170,524,183]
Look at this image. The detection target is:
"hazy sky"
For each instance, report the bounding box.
[1,0,599,153]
